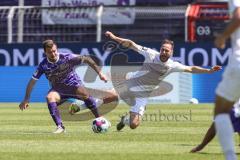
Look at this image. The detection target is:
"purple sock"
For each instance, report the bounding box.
[84,96,100,118]
[47,102,63,127]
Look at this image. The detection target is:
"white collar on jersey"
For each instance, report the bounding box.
[47,53,60,64]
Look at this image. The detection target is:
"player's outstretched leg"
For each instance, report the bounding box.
[102,89,119,104]
[68,89,118,115]
[68,98,103,115]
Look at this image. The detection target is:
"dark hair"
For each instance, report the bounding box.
[42,39,56,51]
[161,39,174,50]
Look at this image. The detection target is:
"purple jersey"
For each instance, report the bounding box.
[32,53,82,87]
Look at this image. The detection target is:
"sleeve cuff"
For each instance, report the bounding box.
[31,76,39,80]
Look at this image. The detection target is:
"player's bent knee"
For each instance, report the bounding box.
[46,94,58,102]
[46,95,53,102]
[129,121,140,129]
[111,93,119,101]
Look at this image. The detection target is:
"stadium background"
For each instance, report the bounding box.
[0,1,237,160]
[0,0,229,103]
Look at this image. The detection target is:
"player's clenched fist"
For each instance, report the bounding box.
[210,65,222,72]
[105,31,115,39]
[99,72,108,83]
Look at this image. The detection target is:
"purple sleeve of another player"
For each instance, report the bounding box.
[32,65,44,80]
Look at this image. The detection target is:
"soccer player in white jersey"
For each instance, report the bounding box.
[214,0,240,159]
[191,99,240,153]
[105,31,222,131]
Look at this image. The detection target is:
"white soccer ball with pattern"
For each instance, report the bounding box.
[92,117,111,133]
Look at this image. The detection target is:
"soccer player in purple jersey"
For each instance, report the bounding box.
[19,40,108,133]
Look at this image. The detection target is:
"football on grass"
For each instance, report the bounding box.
[92,117,111,133]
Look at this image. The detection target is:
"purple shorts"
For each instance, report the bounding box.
[49,83,84,103]
[230,109,240,132]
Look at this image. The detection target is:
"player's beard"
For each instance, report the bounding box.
[160,55,168,62]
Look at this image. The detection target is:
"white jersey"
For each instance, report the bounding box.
[126,45,187,91]
[228,0,240,67]
[216,0,240,101]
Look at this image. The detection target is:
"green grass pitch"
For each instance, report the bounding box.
[0,103,239,160]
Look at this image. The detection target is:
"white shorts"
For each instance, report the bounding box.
[216,66,240,102]
[130,98,147,116]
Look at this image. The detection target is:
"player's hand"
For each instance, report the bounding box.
[190,144,204,153]
[209,65,222,73]
[214,35,226,49]
[19,101,29,111]
[105,31,115,39]
[99,72,108,83]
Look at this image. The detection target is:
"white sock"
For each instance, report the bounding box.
[68,98,103,110]
[233,103,240,118]
[123,115,130,126]
[215,114,237,160]
[95,98,104,107]
[77,102,87,110]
